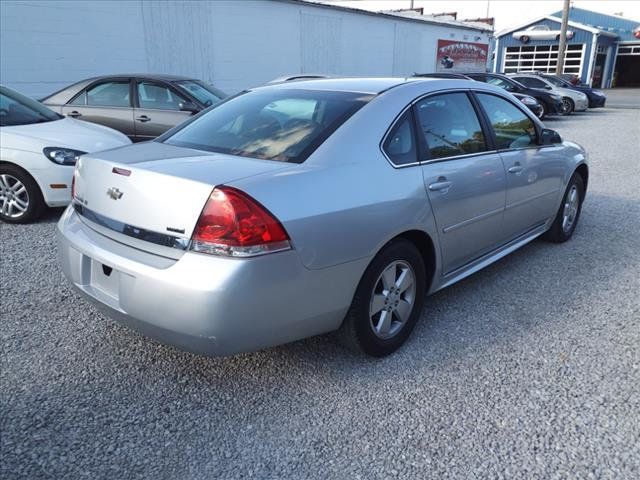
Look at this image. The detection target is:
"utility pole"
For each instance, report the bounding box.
[410,0,414,9]
[556,0,571,74]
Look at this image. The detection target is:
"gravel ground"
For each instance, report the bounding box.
[1,108,639,479]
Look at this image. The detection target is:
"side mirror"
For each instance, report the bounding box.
[540,128,562,145]
[545,85,553,90]
[179,101,200,114]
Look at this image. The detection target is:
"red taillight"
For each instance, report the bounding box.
[190,186,290,257]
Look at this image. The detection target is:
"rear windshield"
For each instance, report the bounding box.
[163,89,372,163]
[0,86,62,127]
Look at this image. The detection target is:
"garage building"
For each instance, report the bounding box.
[493,7,640,88]
[0,0,491,98]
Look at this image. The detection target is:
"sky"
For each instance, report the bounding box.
[317,1,640,32]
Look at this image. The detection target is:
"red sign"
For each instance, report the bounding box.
[436,39,489,73]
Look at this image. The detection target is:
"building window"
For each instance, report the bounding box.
[503,44,585,76]
[617,44,640,56]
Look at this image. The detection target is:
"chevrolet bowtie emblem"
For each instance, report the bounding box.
[107,187,123,200]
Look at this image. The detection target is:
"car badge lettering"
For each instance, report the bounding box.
[107,187,123,200]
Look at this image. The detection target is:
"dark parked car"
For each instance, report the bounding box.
[538,74,606,108]
[41,74,227,141]
[466,73,565,119]
[414,73,543,118]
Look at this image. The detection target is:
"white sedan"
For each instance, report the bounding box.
[1,85,131,223]
[512,25,574,43]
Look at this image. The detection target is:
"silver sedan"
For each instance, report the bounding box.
[57,77,588,357]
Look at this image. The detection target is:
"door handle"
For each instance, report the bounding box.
[508,164,524,174]
[67,111,82,118]
[135,115,151,123]
[428,179,453,191]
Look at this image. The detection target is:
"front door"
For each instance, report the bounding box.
[474,92,564,241]
[415,92,507,274]
[133,80,192,141]
[61,79,135,139]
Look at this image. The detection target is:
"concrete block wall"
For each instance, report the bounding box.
[1,0,490,98]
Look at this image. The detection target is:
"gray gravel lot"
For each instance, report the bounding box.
[2,108,639,479]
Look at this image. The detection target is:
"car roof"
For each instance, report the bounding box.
[83,73,198,82]
[252,76,473,94]
[41,73,201,103]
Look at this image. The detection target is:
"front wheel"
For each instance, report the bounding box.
[562,97,575,115]
[542,173,584,243]
[537,101,546,119]
[0,164,45,223]
[338,239,426,357]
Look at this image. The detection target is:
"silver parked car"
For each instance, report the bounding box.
[509,74,589,114]
[57,77,588,357]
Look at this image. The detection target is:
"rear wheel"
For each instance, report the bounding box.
[0,164,45,223]
[338,239,426,357]
[542,173,584,243]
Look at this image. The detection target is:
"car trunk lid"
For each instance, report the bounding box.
[73,142,292,253]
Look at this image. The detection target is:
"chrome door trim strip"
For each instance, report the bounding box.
[505,188,560,211]
[442,207,505,234]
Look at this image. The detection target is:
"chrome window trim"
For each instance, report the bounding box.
[380,88,499,169]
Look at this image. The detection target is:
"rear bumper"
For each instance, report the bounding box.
[57,206,366,356]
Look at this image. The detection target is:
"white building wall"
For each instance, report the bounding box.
[0,0,490,98]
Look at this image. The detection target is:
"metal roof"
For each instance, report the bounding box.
[551,7,640,42]
[277,0,493,33]
[495,15,619,39]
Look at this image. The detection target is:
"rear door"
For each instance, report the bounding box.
[415,91,507,274]
[60,78,135,139]
[474,92,564,241]
[133,80,192,141]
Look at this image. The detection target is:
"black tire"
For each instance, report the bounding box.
[537,101,546,119]
[542,173,584,243]
[562,97,575,115]
[521,35,530,43]
[338,239,426,357]
[0,163,45,224]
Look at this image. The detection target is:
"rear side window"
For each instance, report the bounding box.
[382,111,417,166]
[86,81,131,107]
[415,93,487,160]
[486,76,517,92]
[477,93,537,150]
[164,89,372,163]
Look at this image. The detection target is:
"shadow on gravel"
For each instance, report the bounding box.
[38,207,66,224]
[3,191,638,480]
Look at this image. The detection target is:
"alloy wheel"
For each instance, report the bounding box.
[0,174,30,219]
[369,260,416,339]
[562,185,579,233]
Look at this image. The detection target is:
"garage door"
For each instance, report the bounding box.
[614,43,640,87]
[503,44,585,75]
